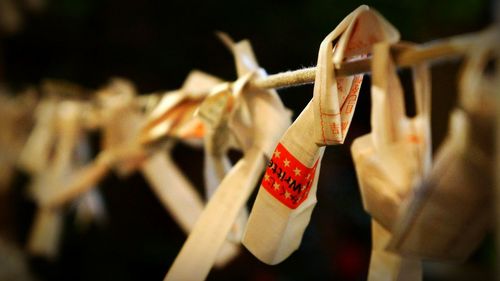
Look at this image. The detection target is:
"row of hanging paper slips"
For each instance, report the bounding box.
[0,5,497,281]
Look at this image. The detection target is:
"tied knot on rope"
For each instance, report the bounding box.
[208,32,291,158]
[312,5,400,146]
[139,70,222,148]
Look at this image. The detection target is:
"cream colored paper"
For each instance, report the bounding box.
[313,5,399,146]
[18,99,58,175]
[28,101,106,257]
[351,42,431,281]
[20,81,104,250]
[197,81,249,242]
[165,147,265,281]
[41,74,241,266]
[351,42,432,230]
[243,101,325,265]
[39,71,238,260]
[46,76,189,207]
[389,32,497,260]
[140,71,247,252]
[140,72,222,234]
[97,79,146,176]
[141,146,240,268]
[243,5,400,266]
[165,38,291,281]
[38,80,145,208]
[140,70,219,145]
[27,208,62,258]
[140,71,231,225]
[197,83,237,198]
[27,101,80,257]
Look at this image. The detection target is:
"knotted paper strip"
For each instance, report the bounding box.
[389,32,497,260]
[243,5,400,265]
[39,80,146,208]
[40,75,239,266]
[351,42,431,281]
[39,75,237,265]
[141,71,242,266]
[28,101,106,257]
[313,5,399,146]
[97,79,146,176]
[18,99,58,175]
[164,38,291,281]
[141,71,221,235]
[243,101,325,265]
[198,83,249,242]
[140,70,219,146]
[141,144,240,268]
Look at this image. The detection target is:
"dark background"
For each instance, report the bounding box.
[0,0,497,280]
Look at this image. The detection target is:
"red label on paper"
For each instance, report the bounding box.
[261,143,319,209]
